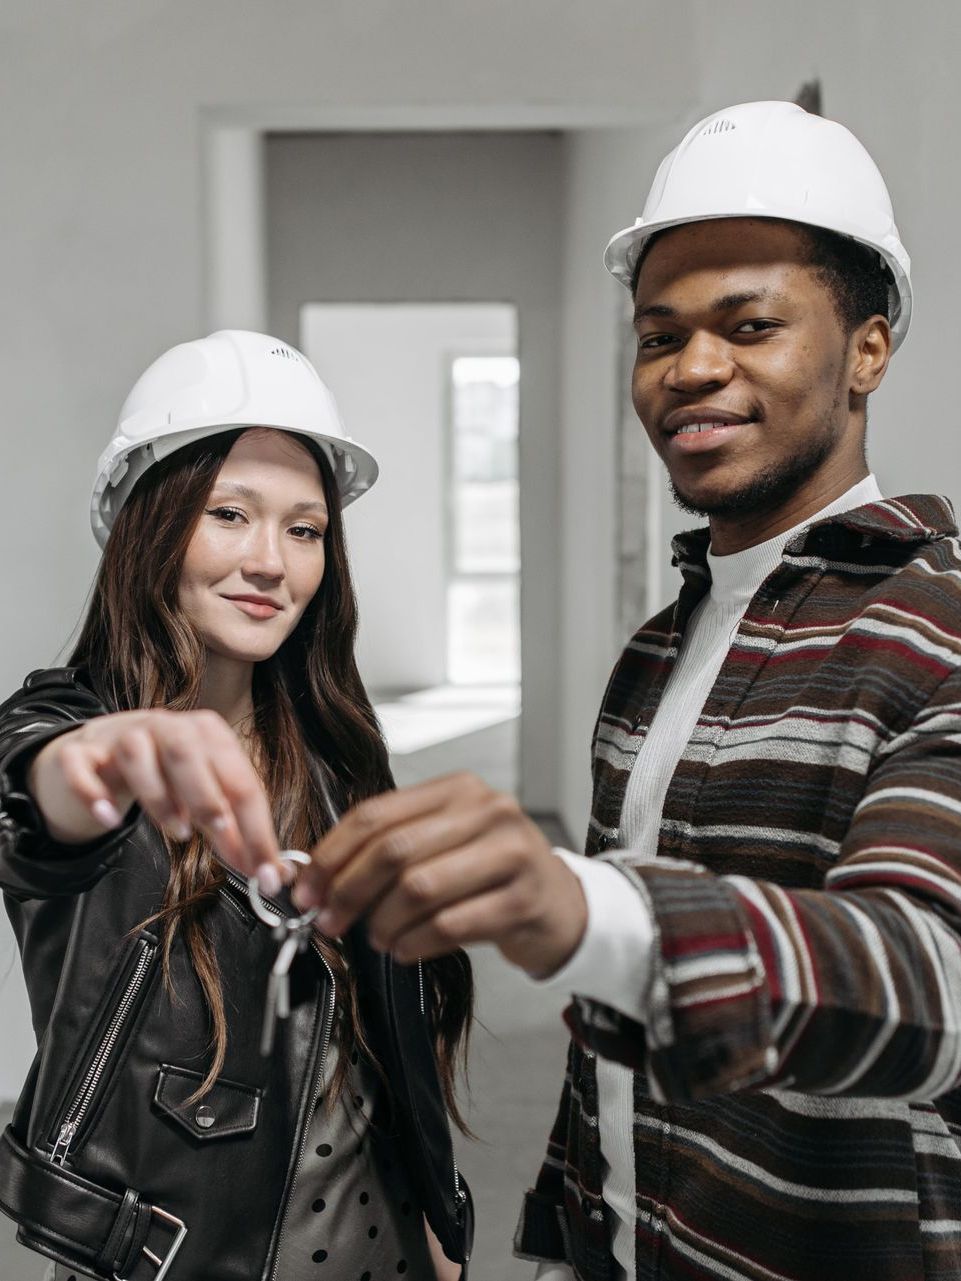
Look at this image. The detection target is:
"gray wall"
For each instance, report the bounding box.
[266,131,563,810]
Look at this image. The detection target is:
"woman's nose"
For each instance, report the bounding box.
[243,525,285,580]
[666,330,734,393]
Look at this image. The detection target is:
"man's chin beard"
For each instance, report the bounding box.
[668,435,837,521]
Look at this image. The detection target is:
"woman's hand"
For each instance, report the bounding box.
[292,772,588,978]
[27,709,285,890]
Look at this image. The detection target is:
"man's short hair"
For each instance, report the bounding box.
[631,219,892,336]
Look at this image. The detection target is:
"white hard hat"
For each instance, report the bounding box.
[91,329,378,548]
[604,101,912,349]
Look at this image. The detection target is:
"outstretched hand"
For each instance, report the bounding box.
[28,709,286,891]
[292,772,588,978]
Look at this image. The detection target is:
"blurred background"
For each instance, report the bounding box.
[1,1,959,1276]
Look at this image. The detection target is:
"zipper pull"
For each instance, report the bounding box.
[52,1120,78,1166]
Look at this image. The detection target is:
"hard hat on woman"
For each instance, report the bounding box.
[91,329,379,547]
[604,100,913,349]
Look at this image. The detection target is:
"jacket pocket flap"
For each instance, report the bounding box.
[154,1065,261,1140]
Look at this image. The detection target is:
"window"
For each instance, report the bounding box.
[447,356,520,685]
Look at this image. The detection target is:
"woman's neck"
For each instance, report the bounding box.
[198,652,256,735]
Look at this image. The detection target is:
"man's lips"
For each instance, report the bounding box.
[662,408,758,455]
[663,407,755,436]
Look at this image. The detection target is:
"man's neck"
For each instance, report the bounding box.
[708,462,871,556]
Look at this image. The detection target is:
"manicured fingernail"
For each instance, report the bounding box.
[257,863,282,897]
[210,815,228,833]
[291,882,311,911]
[170,819,192,842]
[92,799,123,829]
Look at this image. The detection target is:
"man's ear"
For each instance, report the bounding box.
[850,314,892,396]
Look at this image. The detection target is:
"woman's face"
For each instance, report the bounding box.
[179,429,329,665]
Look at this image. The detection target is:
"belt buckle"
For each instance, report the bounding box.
[113,1204,188,1281]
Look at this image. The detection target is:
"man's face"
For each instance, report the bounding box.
[631,218,859,520]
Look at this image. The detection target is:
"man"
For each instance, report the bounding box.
[295,101,961,1280]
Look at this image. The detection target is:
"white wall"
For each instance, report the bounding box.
[301,303,516,692]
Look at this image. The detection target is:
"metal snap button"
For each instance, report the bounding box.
[195,1106,216,1130]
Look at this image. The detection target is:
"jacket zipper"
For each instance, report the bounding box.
[51,938,154,1166]
[219,867,338,1281]
[417,959,466,1212]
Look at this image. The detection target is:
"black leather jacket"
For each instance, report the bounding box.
[0,668,472,1280]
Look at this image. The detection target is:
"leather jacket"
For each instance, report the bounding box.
[0,668,473,1280]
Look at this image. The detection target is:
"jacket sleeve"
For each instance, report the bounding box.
[565,665,961,1103]
[0,668,139,900]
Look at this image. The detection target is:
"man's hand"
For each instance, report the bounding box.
[292,772,588,977]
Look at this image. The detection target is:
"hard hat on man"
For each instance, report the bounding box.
[604,100,911,350]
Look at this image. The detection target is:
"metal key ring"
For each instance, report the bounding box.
[247,849,317,928]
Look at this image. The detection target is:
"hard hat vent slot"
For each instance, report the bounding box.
[701,119,736,136]
[269,346,302,363]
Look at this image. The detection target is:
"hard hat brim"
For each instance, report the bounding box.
[604,211,912,352]
[91,421,379,551]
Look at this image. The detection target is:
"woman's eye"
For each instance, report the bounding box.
[290,524,325,541]
[206,506,245,523]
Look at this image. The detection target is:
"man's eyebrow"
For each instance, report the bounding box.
[633,289,789,323]
[211,481,327,515]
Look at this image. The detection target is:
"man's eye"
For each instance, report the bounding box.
[637,333,677,350]
[734,319,779,334]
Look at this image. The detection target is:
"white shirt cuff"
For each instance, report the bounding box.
[534,1262,576,1280]
[524,848,653,1023]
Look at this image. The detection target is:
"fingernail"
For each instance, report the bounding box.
[210,815,228,833]
[315,908,336,934]
[92,799,123,829]
[291,882,311,911]
[257,863,282,897]
[170,819,192,842]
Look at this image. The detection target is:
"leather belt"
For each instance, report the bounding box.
[0,1126,187,1278]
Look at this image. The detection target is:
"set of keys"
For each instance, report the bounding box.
[247,849,320,1056]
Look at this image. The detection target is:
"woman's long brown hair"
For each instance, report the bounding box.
[70,428,473,1127]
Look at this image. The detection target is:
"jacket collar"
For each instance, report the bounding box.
[671,494,957,581]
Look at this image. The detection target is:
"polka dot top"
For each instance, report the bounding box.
[271,1035,436,1279]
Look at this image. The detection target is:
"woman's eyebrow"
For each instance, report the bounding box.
[211,482,327,515]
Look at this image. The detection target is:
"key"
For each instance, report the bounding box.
[248,851,318,1057]
[261,927,310,1055]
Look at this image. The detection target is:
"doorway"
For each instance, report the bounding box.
[301,303,520,793]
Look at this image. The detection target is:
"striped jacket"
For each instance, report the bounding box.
[516,495,961,1281]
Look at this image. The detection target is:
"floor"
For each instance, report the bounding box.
[0,701,577,1281]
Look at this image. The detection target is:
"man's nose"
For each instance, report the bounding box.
[665,330,734,393]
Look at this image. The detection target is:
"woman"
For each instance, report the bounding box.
[0,330,473,1280]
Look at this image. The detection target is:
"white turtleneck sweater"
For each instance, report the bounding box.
[531,476,883,1281]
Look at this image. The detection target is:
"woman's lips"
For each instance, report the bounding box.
[225,596,282,619]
